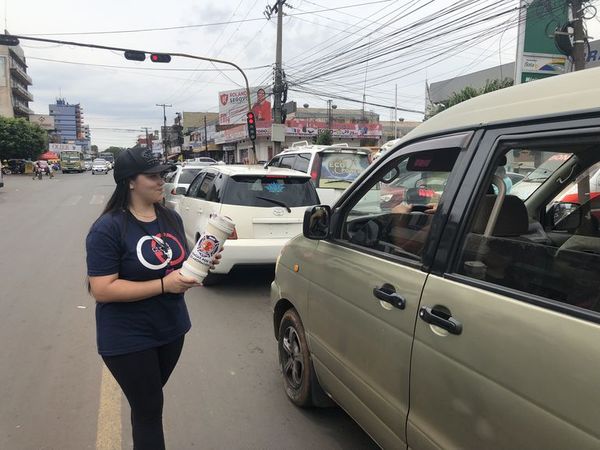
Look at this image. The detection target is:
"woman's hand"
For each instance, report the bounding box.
[163,270,199,294]
[210,251,223,270]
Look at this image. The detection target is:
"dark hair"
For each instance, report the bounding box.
[87,176,186,294]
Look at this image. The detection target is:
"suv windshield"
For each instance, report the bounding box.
[224,176,319,208]
[316,152,370,189]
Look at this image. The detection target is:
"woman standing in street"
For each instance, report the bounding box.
[86,148,219,450]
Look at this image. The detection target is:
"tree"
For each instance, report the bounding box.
[91,145,98,153]
[427,78,514,119]
[0,117,47,160]
[314,129,333,145]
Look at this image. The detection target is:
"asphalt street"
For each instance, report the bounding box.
[0,171,378,450]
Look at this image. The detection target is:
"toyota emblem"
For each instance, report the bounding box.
[273,208,285,216]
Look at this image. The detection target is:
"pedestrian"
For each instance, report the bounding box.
[86,148,221,450]
[47,162,54,179]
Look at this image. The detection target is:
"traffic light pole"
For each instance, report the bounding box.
[0,34,256,160]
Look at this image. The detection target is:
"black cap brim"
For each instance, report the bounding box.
[142,163,177,175]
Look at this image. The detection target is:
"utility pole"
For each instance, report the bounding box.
[204,115,208,153]
[142,127,152,151]
[156,103,172,160]
[571,0,586,72]
[327,99,333,132]
[266,0,286,155]
[394,84,398,139]
[570,0,589,207]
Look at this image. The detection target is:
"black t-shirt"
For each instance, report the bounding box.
[86,209,191,356]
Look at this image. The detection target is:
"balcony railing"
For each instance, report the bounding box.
[11,82,33,101]
[13,101,34,116]
[9,60,32,85]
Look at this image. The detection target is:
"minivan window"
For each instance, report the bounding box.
[223,176,319,208]
[510,151,573,200]
[315,152,370,189]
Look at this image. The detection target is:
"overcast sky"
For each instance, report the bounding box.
[4,0,599,149]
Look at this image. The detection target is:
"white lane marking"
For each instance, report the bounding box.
[65,195,83,206]
[90,194,106,206]
[96,364,122,450]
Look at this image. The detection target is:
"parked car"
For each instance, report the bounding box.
[271,67,600,449]
[176,165,319,284]
[91,159,109,175]
[189,157,218,165]
[266,142,371,206]
[162,164,206,210]
[7,159,26,174]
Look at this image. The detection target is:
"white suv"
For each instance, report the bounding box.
[176,165,319,283]
[266,142,372,206]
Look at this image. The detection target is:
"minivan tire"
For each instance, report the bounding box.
[278,308,330,408]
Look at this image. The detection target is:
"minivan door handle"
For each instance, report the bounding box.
[419,306,462,335]
[373,284,405,310]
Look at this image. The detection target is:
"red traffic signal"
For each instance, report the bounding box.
[246,112,257,141]
[150,53,171,63]
[124,50,146,61]
[0,35,20,46]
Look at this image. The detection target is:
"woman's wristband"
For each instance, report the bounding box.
[160,277,165,294]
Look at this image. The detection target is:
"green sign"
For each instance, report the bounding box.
[516,0,570,84]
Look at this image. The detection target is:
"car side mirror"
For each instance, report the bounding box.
[550,202,581,231]
[175,186,188,196]
[303,205,331,240]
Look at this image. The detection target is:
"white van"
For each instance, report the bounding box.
[266,142,372,206]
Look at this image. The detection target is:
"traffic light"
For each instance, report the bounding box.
[246,112,257,141]
[150,53,171,63]
[124,50,146,61]
[0,35,20,46]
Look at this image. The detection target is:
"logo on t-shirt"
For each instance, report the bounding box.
[136,233,185,271]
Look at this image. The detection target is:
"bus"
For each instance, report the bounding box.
[60,150,85,173]
[99,152,115,169]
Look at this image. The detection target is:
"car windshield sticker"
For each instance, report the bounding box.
[265,182,285,193]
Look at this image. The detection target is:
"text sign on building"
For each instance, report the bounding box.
[49,143,81,152]
[29,114,55,131]
[515,0,569,84]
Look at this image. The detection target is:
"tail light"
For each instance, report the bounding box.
[310,154,321,183]
[418,188,435,198]
[229,227,238,240]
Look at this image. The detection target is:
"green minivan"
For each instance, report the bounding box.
[271,66,600,449]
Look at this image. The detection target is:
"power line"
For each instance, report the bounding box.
[19,0,395,37]
[26,56,270,72]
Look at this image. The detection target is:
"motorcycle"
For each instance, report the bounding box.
[33,167,43,180]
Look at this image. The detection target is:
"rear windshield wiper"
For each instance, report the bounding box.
[256,196,291,213]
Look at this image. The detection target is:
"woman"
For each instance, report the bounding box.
[86,148,220,450]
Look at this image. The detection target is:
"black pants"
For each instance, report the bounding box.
[102,335,185,450]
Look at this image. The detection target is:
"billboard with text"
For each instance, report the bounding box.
[218,86,271,125]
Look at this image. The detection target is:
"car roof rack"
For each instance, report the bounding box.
[290,141,310,148]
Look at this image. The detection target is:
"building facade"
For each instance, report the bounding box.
[49,98,90,151]
[0,36,33,118]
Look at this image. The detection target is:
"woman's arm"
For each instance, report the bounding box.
[90,269,199,303]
